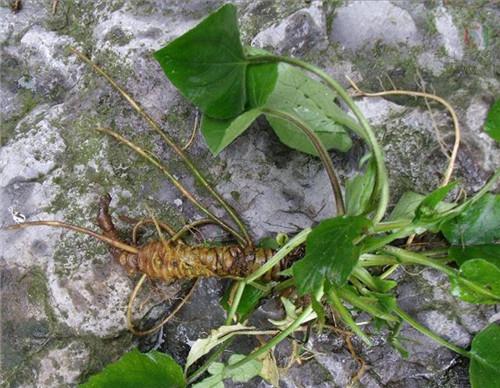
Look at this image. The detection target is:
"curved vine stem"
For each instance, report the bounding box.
[263,108,345,215]
[71,48,252,247]
[346,78,460,187]
[249,55,389,223]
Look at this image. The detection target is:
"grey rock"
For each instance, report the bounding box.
[1,0,499,386]
[252,0,328,56]
[331,1,421,51]
[434,6,464,60]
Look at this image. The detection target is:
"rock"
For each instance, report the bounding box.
[252,0,328,56]
[434,6,464,60]
[331,1,420,51]
[1,0,499,386]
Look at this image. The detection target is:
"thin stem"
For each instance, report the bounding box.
[346,79,461,187]
[186,338,235,383]
[359,254,399,267]
[96,127,246,245]
[262,108,345,215]
[250,55,389,223]
[337,287,397,322]
[394,306,470,358]
[5,221,138,254]
[225,281,246,325]
[383,246,500,302]
[326,287,372,345]
[71,48,252,247]
[226,288,324,372]
[245,228,311,284]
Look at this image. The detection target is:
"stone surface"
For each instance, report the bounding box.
[1,0,499,387]
[331,1,420,50]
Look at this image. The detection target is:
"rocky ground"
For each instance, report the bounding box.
[0,0,499,387]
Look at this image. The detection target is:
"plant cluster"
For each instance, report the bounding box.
[73,5,499,388]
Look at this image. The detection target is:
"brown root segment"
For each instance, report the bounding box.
[94,194,283,281]
[118,241,275,281]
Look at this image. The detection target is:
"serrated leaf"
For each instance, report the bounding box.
[484,99,500,142]
[441,193,500,245]
[185,324,252,371]
[293,216,371,295]
[80,349,185,388]
[449,259,500,304]
[201,109,262,155]
[345,158,376,216]
[470,324,500,388]
[154,4,247,119]
[264,64,352,156]
[448,244,500,266]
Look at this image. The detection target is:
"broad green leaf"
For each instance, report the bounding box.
[264,64,353,156]
[293,216,371,295]
[192,374,224,388]
[470,323,500,388]
[388,191,455,222]
[484,99,500,142]
[449,259,500,304]
[220,283,267,321]
[185,324,253,371]
[448,244,500,266]
[345,158,376,216]
[414,181,458,221]
[245,47,278,108]
[154,5,247,119]
[80,349,185,388]
[387,192,426,221]
[201,109,262,155]
[441,193,500,245]
[225,354,262,383]
[198,355,262,386]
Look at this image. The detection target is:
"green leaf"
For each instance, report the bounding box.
[448,244,500,266]
[220,283,267,321]
[153,4,246,119]
[185,324,252,371]
[201,109,262,155]
[80,349,185,388]
[264,64,352,156]
[387,192,426,221]
[470,323,500,388]
[388,191,455,222]
[345,158,376,216]
[293,216,371,295]
[441,193,500,245]
[414,181,458,221]
[484,99,500,142]
[449,259,500,304]
[245,47,278,108]
[197,355,262,386]
[225,354,262,382]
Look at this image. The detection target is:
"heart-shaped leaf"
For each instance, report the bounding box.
[441,193,500,245]
[484,99,500,142]
[264,64,353,156]
[470,324,500,388]
[293,216,370,294]
[201,109,262,155]
[449,259,500,304]
[80,349,185,388]
[448,244,500,266]
[154,4,245,119]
